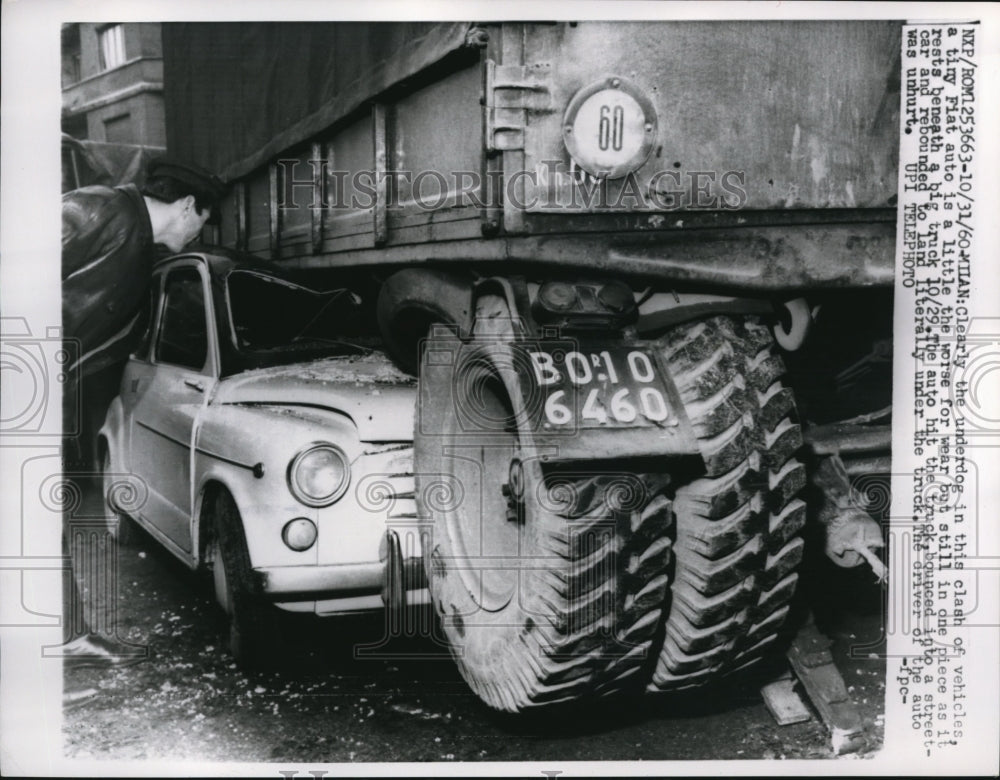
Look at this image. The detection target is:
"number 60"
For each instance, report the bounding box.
[598,104,625,151]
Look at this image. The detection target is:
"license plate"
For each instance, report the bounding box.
[519,344,676,429]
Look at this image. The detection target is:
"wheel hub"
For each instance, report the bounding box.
[502,457,526,523]
[444,367,525,613]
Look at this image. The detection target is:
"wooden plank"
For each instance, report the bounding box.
[268,161,282,259]
[311,140,325,254]
[786,616,866,755]
[761,671,811,726]
[235,180,247,252]
[372,102,388,246]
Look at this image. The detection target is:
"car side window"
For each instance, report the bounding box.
[155,267,208,370]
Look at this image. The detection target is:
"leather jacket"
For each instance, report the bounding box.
[62,184,154,377]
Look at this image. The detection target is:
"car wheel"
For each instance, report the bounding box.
[101,446,139,546]
[211,490,283,670]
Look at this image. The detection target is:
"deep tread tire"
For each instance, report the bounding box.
[212,491,282,670]
[417,296,675,712]
[647,315,805,691]
[418,305,805,710]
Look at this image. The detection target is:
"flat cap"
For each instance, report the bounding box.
[146,155,227,224]
[147,156,227,201]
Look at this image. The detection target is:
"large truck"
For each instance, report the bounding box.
[160,20,897,712]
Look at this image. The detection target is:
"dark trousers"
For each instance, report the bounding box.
[60,361,138,650]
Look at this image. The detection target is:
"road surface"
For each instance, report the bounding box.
[63,485,886,766]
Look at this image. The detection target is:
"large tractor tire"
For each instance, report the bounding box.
[416,295,674,712]
[416,299,805,711]
[646,315,806,691]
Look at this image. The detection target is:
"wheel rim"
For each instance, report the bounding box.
[446,361,524,613]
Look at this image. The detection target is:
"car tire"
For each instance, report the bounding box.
[101,446,139,547]
[416,294,676,712]
[646,314,806,691]
[211,490,283,670]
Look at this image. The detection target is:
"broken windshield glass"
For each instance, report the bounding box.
[226,269,367,355]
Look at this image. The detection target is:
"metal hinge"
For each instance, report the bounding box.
[483,59,550,153]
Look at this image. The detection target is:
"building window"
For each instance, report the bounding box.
[61,24,82,86]
[98,24,126,71]
[103,114,133,143]
[62,113,88,141]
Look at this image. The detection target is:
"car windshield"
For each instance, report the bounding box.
[226,269,369,357]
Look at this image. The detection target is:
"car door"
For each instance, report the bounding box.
[131,260,218,554]
[119,279,162,456]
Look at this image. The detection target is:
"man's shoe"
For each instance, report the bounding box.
[60,633,148,670]
[63,686,99,710]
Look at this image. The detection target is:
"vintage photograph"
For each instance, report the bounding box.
[1,4,998,777]
[57,15,894,761]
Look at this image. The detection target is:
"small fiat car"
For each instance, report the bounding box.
[100,251,424,667]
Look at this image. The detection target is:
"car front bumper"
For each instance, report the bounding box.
[256,557,426,600]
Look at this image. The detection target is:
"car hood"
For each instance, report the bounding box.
[214,352,417,441]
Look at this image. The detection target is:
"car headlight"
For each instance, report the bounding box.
[287,443,350,507]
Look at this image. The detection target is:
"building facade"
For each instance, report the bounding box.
[61,23,165,146]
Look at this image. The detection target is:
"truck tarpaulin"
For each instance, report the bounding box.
[162,22,476,182]
[61,134,165,193]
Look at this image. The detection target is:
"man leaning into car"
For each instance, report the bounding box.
[60,157,227,667]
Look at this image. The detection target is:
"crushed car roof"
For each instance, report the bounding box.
[153,247,287,282]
